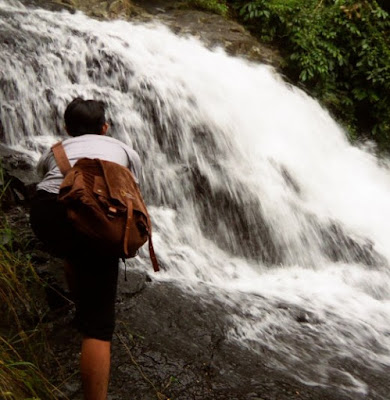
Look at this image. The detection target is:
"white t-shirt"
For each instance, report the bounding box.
[36,134,142,194]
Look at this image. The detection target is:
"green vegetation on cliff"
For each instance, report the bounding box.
[187,0,229,16]
[227,0,390,150]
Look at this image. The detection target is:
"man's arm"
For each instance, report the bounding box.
[123,146,142,184]
[36,149,52,178]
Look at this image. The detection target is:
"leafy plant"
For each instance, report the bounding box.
[185,0,229,16]
[232,0,390,150]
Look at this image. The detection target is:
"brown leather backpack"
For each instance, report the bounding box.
[51,142,159,272]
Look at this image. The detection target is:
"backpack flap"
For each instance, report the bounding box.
[93,175,126,215]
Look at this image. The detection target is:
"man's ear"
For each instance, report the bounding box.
[101,122,109,135]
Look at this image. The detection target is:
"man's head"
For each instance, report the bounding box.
[64,97,108,137]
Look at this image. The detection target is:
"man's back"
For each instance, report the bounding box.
[37,134,141,193]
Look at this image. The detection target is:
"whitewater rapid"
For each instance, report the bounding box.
[1,0,390,397]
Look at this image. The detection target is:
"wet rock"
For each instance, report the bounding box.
[320,221,387,267]
[117,267,148,296]
[0,118,4,141]
[23,0,281,67]
[0,144,38,183]
[130,0,281,65]
[0,144,38,207]
[190,164,281,264]
[63,381,82,396]
[27,0,152,20]
[3,201,388,400]
[106,274,358,400]
[294,310,321,324]
[156,9,281,66]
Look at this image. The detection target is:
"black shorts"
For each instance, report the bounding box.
[30,190,119,341]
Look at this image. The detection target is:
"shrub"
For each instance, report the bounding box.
[232,0,390,149]
[186,0,229,16]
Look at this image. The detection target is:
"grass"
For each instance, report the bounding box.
[0,336,59,400]
[0,164,65,400]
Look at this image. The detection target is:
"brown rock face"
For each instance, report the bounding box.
[156,9,281,66]
[30,0,281,67]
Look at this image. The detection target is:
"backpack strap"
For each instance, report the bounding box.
[51,141,72,176]
[123,196,160,272]
[148,234,160,272]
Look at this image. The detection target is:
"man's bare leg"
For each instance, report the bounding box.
[80,337,111,400]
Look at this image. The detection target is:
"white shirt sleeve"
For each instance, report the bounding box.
[36,149,52,179]
[123,145,142,184]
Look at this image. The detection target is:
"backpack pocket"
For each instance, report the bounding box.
[93,175,126,216]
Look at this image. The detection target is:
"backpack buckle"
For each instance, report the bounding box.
[108,206,117,218]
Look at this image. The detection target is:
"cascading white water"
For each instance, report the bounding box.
[1,0,390,397]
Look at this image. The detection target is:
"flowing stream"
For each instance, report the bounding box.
[1,0,390,398]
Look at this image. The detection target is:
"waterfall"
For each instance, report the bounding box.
[1,0,390,397]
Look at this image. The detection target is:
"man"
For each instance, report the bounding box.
[30,97,141,400]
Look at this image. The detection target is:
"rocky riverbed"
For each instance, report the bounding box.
[4,210,360,400]
[0,152,372,400]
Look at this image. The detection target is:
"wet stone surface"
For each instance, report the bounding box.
[0,161,385,400]
[1,171,387,399]
[22,0,282,67]
[37,262,358,400]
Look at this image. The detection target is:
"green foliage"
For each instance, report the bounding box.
[1,337,60,400]
[186,0,229,16]
[0,167,61,400]
[232,0,390,149]
[0,217,55,399]
[0,237,60,399]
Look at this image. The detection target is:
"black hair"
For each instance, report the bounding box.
[64,97,106,137]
